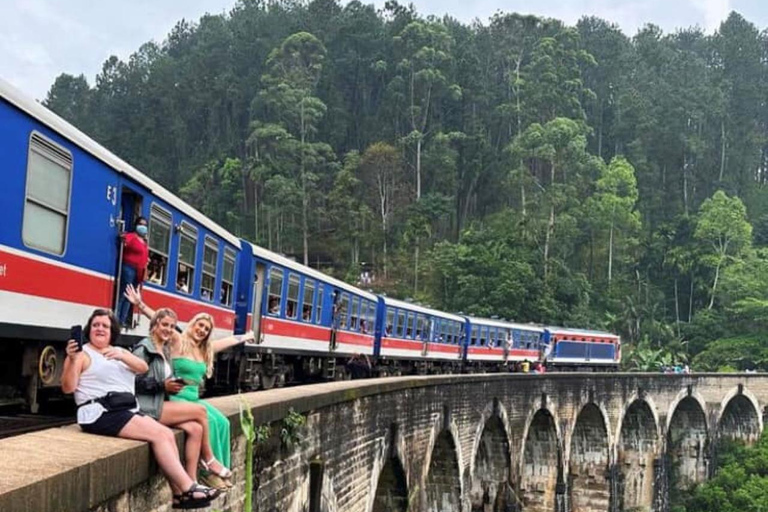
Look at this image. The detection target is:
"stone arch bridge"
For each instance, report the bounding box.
[251,373,766,512]
[3,373,767,512]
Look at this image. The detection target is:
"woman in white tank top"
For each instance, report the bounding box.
[61,308,220,510]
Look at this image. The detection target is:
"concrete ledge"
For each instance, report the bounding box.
[0,373,760,512]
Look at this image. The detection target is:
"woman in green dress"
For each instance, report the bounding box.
[125,285,255,487]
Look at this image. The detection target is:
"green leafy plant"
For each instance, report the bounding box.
[238,394,256,512]
[280,408,307,449]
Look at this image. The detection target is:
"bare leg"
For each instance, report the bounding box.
[117,415,194,493]
[159,401,216,465]
[176,420,203,480]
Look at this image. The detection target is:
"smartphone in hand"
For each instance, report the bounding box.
[70,325,83,351]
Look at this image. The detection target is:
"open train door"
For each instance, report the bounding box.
[112,187,144,319]
[251,262,267,341]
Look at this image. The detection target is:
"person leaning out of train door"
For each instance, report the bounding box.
[117,217,150,327]
[61,308,220,510]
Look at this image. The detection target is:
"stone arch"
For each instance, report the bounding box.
[425,429,463,512]
[666,396,709,491]
[568,404,610,512]
[372,455,409,512]
[617,399,659,512]
[717,388,762,446]
[369,423,410,512]
[520,408,561,512]
[469,399,512,512]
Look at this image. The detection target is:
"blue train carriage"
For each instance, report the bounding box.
[224,242,377,389]
[464,317,544,371]
[544,326,621,370]
[0,77,241,410]
[375,297,466,375]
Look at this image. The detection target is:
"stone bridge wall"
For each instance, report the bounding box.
[1,374,766,512]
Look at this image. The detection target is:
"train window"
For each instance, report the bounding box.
[405,313,413,338]
[201,237,218,301]
[470,326,478,346]
[286,274,300,319]
[386,308,395,337]
[396,310,405,337]
[302,279,315,322]
[415,315,423,339]
[22,133,73,255]
[267,267,283,315]
[350,297,360,330]
[338,293,350,329]
[315,284,324,324]
[147,205,172,286]
[220,249,236,306]
[479,326,487,347]
[361,301,373,334]
[176,223,197,295]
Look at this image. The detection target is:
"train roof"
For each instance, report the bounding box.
[467,316,545,332]
[382,297,465,322]
[547,326,619,338]
[0,77,240,247]
[249,243,378,301]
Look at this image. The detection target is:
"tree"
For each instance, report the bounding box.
[257,32,330,265]
[585,156,640,286]
[359,142,406,279]
[694,191,752,309]
[390,20,461,200]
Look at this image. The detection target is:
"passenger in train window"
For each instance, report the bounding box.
[268,297,280,314]
[117,217,150,327]
[125,285,256,487]
[359,319,368,334]
[385,325,393,337]
[302,305,312,321]
[61,308,220,510]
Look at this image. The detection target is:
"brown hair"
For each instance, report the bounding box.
[149,308,178,342]
[84,309,120,344]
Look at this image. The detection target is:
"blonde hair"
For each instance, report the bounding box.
[181,312,215,378]
[150,308,178,345]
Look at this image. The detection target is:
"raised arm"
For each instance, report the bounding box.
[61,340,87,394]
[124,284,156,320]
[212,331,256,354]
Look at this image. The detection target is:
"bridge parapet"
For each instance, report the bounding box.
[0,374,766,512]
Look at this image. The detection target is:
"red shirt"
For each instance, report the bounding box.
[123,232,149,282]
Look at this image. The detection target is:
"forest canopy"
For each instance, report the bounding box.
[42,0,768,369]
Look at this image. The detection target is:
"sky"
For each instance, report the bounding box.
[1,0,767,101]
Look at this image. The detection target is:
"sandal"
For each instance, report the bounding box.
[172,483,221,509]
[199,471,231,490]
[200,457,232,480]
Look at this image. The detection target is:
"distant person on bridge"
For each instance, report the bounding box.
[117,217,149,327]
[125,285,255,487]
[60,308,220,510]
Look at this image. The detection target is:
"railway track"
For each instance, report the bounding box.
[0,413,74,439]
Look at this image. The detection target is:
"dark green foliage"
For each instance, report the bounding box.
[43,1,768,358]
[673,434,768,512]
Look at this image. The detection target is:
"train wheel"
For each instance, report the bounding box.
[260,374,278,390]
[38,346,58,386]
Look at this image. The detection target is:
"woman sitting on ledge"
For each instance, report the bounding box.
[125,285,255,486]
[61,308,220,510]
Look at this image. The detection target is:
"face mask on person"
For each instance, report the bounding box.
[136,225,148,237]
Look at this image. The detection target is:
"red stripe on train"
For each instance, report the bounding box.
[262,317,374,348]
[141,288,235,330]
[0,249,112,306]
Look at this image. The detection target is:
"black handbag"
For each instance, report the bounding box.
[99,391,137,411]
